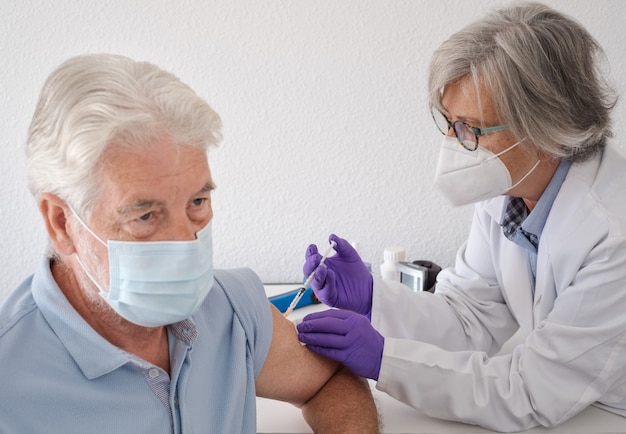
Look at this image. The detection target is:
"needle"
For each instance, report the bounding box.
[283,240,337,318]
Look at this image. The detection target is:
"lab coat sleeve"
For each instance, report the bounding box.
[371,203,518,354]
[375,240,626,431]
[370,276,479,350]
[373,192,626,431]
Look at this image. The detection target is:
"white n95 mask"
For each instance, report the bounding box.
[71,209,214,327]
[433,135,539,207]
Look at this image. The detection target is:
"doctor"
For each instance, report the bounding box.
[297,2,626,432]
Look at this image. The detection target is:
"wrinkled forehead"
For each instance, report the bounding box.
[92,140,212,208]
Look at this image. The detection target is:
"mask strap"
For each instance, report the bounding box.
[67,206,109,294]
[485,137,526,162]
[73,252,107,294]
[507,159,541,192]
[68,206,107,247]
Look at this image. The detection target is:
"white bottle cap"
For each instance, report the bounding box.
[383,246,406,264]
[380,246,405,281]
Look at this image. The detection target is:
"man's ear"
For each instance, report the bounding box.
[39,193,77,256]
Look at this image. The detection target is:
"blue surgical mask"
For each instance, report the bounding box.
[71,208,214,327]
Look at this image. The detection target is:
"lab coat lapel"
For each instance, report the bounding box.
[532,249,553,324]
[483,198,535,335]
[499,241,534,335]
[533,214,557,324]
[533,217,563,324]
[532,151,602,324]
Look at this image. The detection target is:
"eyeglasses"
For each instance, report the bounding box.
[431,107,509,151]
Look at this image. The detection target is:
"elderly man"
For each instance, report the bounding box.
[0,53,378,433]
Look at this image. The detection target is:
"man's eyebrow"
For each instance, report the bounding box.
[115,182,215,217]
[117,200,164,217]
[199,181,216,193]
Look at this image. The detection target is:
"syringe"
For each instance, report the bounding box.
[283,240,337,318]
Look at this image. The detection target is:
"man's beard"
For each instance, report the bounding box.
[73,240,127,326]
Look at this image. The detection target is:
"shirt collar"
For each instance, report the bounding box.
[500,159,572,250]
[32,257,197,380]
[521,159,572,238]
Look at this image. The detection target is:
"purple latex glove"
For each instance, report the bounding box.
[297,309,384,380]
[304,234,373,316]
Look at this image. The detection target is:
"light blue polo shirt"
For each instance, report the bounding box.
[0,258,272,433]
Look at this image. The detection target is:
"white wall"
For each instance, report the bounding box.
[2,0,625,300]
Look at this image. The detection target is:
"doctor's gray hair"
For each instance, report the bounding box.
[428,1,616,162]
[26,53,222,220]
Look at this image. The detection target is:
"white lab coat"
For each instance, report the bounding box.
[372,142,626,432]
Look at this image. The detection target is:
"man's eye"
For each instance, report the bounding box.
[192,198,206,207]
[138,212,153,221]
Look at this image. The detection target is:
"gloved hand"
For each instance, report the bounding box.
[297,309,384,380]
[304,234,373,316]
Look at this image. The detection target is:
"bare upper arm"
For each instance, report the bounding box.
[255,305,340,406]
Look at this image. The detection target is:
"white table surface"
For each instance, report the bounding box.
[259,288,626,433]
[257,382,626,433]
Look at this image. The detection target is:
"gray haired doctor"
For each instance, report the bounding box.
[297,2,626,432]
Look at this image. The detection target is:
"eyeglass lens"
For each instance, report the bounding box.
[431,108,478,151]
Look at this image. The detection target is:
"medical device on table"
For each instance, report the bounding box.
[396,260,442,293]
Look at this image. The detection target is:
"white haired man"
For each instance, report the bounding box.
[0,53,379,433]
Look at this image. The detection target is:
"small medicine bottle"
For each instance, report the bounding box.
[380,246,406,281]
